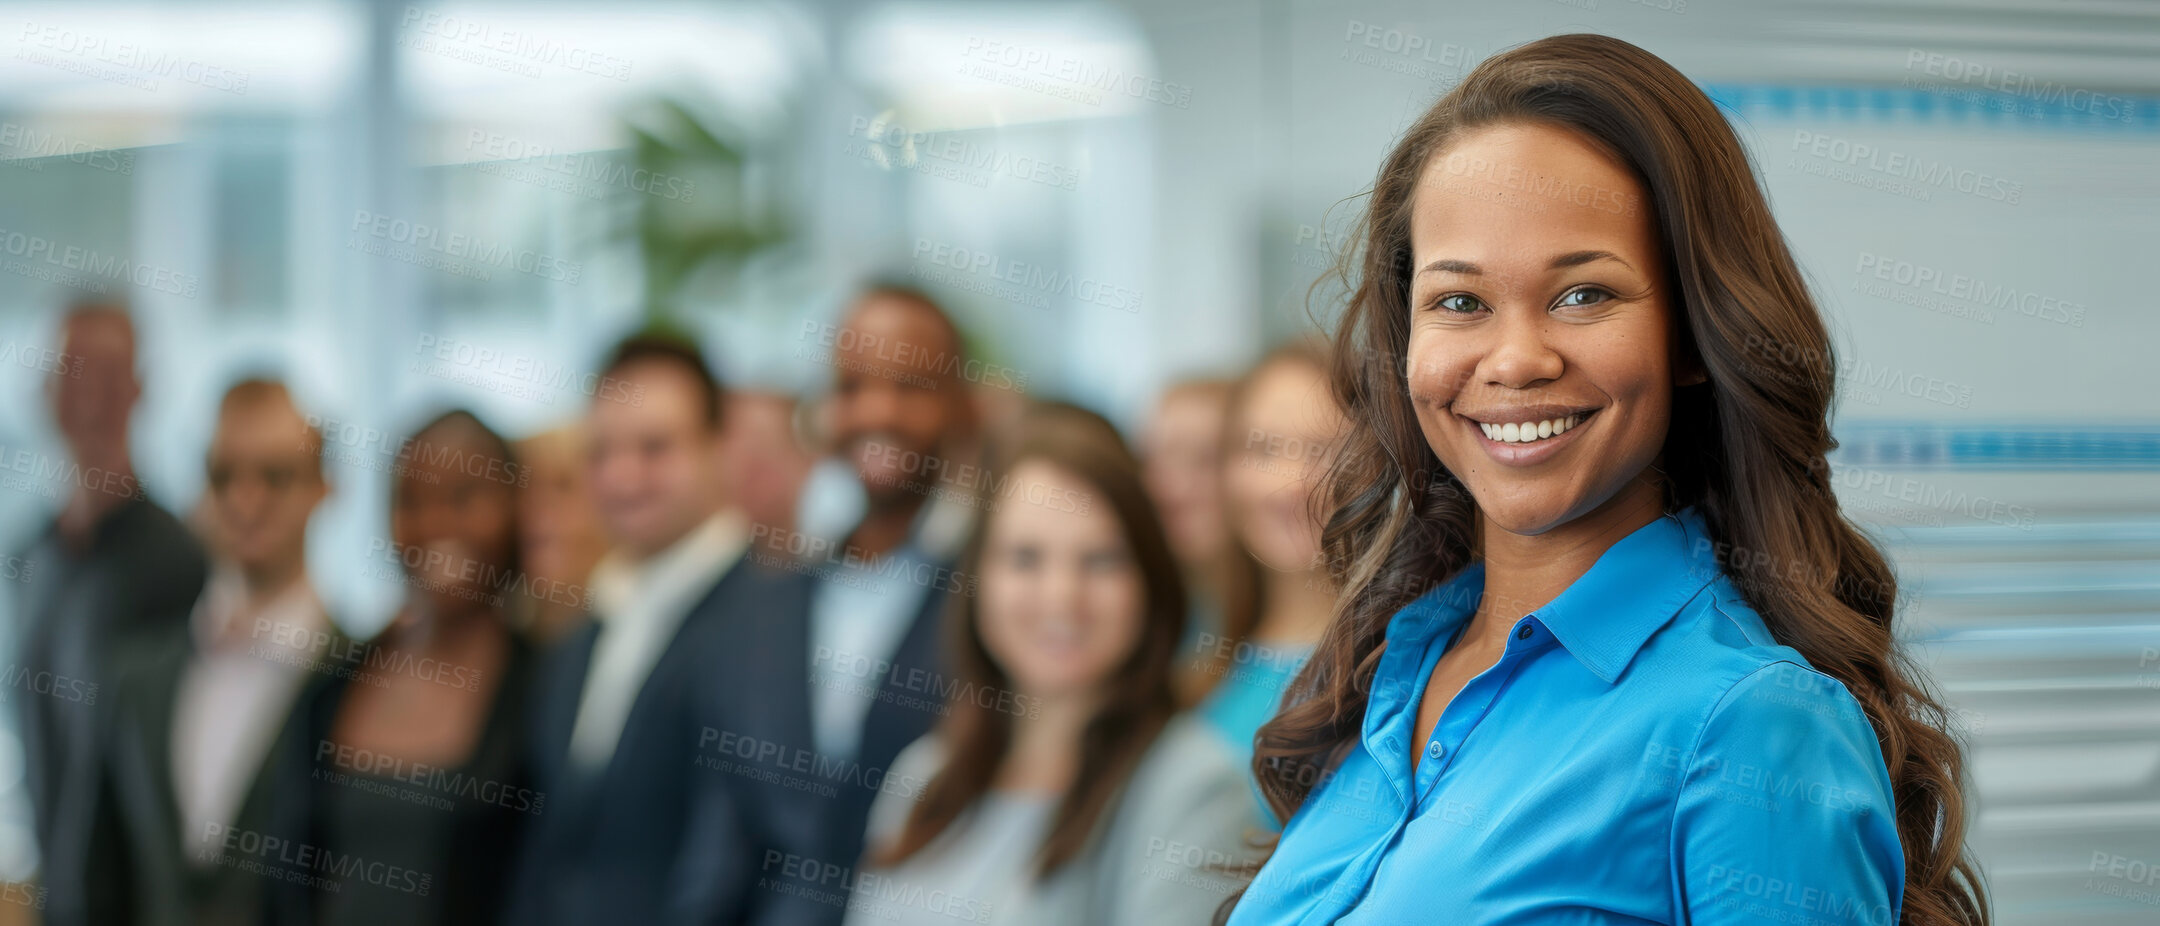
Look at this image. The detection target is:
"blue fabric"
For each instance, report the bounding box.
[1228,505,1905,925]
[1196,639,1311,831]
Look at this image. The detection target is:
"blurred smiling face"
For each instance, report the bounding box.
[206,395,325,572]
[394,422,517,609]
[1404,121,1698,536]
[827,296,969,506]
[1225,358,1344,574]
[587,360,723,557]
[976,460,1144,700]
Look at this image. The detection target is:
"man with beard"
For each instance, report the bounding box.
[681,284,978,926]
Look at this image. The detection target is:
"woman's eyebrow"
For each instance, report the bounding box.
[1416,250,1634,276]
[1550,249,1633,271]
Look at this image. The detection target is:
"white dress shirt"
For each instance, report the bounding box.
[802,484,973,761]
[170,566,329,863]
[568,509,748,772]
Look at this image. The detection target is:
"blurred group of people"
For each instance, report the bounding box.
[8,285,1349,926]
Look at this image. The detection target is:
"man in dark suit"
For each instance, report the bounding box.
[679,285,980,926]
[507,332,760,926]
[101,378,339,926]
[9,302,207,926]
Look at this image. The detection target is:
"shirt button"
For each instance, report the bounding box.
[1426,741,1444,760]
[1516,623,1533,640]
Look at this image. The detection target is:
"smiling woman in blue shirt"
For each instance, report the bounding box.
[1221,33,1989,926]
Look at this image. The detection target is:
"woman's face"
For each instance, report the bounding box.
[1226,359,1343,575]
[393,423,519,612]
[1404,121,1697,536]
[1141,388,1229,568]
[977,460,1146,702]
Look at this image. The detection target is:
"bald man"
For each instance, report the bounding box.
[11,302,207,926]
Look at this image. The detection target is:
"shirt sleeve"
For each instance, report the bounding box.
[1671,661,1905,926]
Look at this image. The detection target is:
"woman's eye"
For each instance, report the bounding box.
[1557,287,1612,309]
[1434,294,1484,314]
[1083,550,1127,572]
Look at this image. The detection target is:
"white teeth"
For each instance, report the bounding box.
[1479,413,1585,444]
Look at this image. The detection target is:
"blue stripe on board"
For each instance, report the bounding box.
[1703,83,2160,133]
[1831,424,2160,469]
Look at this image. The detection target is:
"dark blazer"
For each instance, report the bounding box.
[677,555,958,926]
[10,497,206,926]
[504,554,787,926]
[259,626,538,926]
[101,612,356,926]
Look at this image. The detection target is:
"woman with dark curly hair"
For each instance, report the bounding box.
[1223,34,1988,926]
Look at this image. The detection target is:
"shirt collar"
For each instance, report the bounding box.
[589,508,749,622]
[191,564,327,653]
[1377,504,1721,687]
[1530,504,1721,684]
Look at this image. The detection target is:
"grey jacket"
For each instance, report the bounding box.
[849,713,1260,926]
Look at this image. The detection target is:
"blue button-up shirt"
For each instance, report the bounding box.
[1228,505,1904,925]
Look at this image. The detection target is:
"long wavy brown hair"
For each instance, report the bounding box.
[870,402,1188,878]
[1236,33,1987,926]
